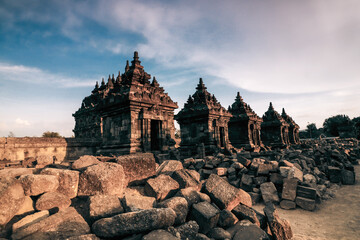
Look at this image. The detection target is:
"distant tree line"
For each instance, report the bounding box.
[300,114,360,139]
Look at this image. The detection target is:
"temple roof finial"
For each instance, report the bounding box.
[151,76,159,87]
[269,102,274,110]
[95,81,99,89]
[282,108,286,115]
[101,78,105,86]
[131,51,141,66]
[196,77,207,91]
[125,60,129,72]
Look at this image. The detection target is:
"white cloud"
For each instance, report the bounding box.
[15,118,30,126]
[0,62,96,88]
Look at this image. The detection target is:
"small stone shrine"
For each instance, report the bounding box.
[281,108,300,144]
[73,51,178,154]
[261,102,290,148]
[228,92,263,151]
[175,78,232,156]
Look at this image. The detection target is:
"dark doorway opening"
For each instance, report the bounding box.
[151,120,162,151]
[219,127,225,148]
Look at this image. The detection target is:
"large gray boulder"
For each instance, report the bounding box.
[92,208,176,238]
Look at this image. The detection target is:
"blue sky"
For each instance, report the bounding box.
[1,0,360,137]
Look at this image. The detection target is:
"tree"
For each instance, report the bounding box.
[8,131,15,137]
[42,131,62,138]
[323,115,354,137]
[306,123,318,138]
[352,117,360,139]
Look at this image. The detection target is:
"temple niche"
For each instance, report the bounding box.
[261,102,290,148]
[228,92,263,151]
[281,108,300,144]
[73,51,178,155]
[175,78,232,156]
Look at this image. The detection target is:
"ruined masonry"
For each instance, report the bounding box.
[281,108,300,144]
[175,78,232,156]
[228,92,264,151]
[73,52,178,154]
[261,102,291,148]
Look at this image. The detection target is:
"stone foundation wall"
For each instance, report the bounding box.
[0,137,100,162]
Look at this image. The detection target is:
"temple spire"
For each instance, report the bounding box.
[125,60,129,72]
[282,108,286,115]
[131,51,141,66]
[196,78,207,91]
[269,102,274,110]
[151,76,159,87]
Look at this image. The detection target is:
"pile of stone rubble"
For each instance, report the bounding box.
[0,138,358,240]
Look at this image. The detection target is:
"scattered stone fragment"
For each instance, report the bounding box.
[228,220,270,240]
[15,196,34,215]
[191,201,220,234]
[295,197,316,211]
[35,155,53,167]
[263,203,293,240]
[88,195,123,221]
[78,162,126,197]
[207,227,231,240]
[123,189,156,212]
[327,166,341,183]
[281,178,298,201]
[11,207,90,240]
[171,169,201,190]
[156,160,183,175]
[232,204,260,227]
[40,168,80,198]
[19,174,59,196]
[144,174,179,201]
[218,209,238,228]
[296,185,316,200]
[0,168,34,180]
[142,229,178,240]
[204,174,252,210]
[157,197,188,225]
[341,169,355,185]
[12,210,49,233]
[65,234,100,240]
[35,192,71,211]
[116,153,156,184]
[72,155,101,170]
[260,182,280,203]
[0,178,25,225]
[168,220,200,239]
[280,200,296,210]
[92,208,176,238]
[175,187,202,207]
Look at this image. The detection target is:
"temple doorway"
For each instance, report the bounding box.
[151,120,162,151]
[219,127,225,148]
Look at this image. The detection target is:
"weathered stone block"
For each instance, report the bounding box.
[12,210,49,233]
[168,220,199,239]
[175,187,202,207]
[144,174,179,201]
[280,200,296,210]
[35,192,71,211]
[171,169,201,190]
[260,182,279,203]
[65,234,100,240]
[72,155,101,170]
[157,197,188,225]
[204,174,252,210]
[156,160,183,175]
[218,209,238,228]
[19,174,59,196]
[123,190,156,212]
[327,166,341,183]
[341,169,355,185]
[296,185,316,200]
[15,196,34,215]
[264,203,293,240]
[116,153,156,184]
[281,178,298,201]
[88,195,123,221]
[0,168,34,180]
[232,204,260,227]
[191,201,220,234]
[35,155,53,167]
[0,178,25,226]
[142,229,178,240]
[78,163,126,197]
[40,168,80,199]
[207,227,231,240]
[92,208,176,238]
[11,207,90,240]
[228,220,270,240]
[295,197,315,211]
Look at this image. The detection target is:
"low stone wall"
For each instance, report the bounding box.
[0,137,100,162]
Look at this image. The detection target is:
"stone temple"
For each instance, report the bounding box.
[261,102,290,148]
[73,52,178,154]
[175,78,232,156]
[281,108,300,144]
[228,92,263,151]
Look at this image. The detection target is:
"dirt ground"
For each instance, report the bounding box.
[253,165,360,240]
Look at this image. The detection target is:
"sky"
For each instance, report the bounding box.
[0,0,360,137]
